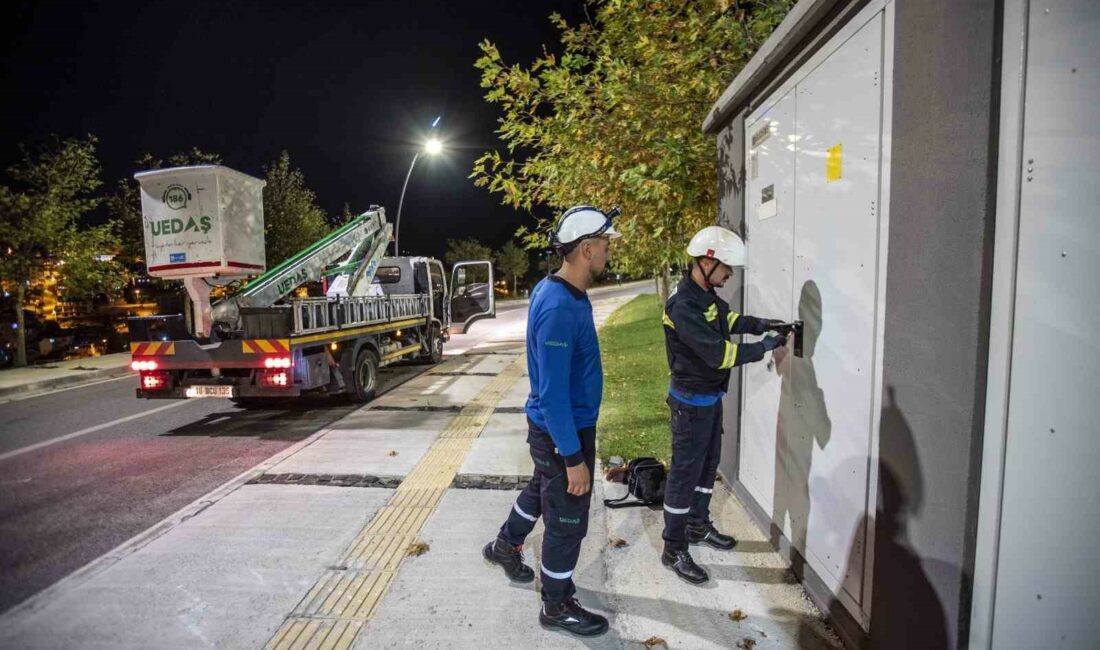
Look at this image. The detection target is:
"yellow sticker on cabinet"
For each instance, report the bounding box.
[826,144,843,182]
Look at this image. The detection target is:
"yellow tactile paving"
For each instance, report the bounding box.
[264,355,526,650]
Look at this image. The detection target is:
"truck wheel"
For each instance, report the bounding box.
[419,325,444,365]
[349,349,379,403]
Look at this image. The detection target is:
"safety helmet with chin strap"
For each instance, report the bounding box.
[551,205,622,255]
[686,225,746,289]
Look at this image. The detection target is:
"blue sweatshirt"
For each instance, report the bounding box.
[524,275,603,466]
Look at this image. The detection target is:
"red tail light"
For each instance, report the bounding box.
[141,371,169,390]
[132,359,158,371]
[260,370,290,388]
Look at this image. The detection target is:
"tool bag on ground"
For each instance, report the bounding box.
[603,457,666,508]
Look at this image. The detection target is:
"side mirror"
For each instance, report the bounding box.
[449,260,496,334]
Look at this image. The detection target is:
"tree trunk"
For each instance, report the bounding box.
[14,283,27,367]
[512,273,517,296]
[655,265,672,304]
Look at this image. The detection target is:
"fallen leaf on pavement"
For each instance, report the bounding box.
[609,538,629,548]
[729,609,748,622]
[407,541,430,556]
[736,639,756,649]
[643,637,668,649]
[388,450,399,456]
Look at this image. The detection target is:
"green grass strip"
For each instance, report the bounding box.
[597,294,672,464]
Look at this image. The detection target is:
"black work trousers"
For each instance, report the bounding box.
[498,418,596,604]
[661,396,723,550]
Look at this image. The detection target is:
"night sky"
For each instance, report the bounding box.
[0,0,587,260]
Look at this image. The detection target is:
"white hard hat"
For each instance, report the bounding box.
[551,205,622,252]
[686,225,746,268]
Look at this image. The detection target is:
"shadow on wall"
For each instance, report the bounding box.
[811,387,953,649]
[717,122,746,234]
[771,280,831,578]
[768,283,953,647]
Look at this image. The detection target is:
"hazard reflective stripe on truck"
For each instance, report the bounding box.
[130,342,176,355]
[241,339,291,354]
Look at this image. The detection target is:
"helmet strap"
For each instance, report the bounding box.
[695,258,718,292]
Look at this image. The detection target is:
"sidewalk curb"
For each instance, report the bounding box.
[0,365,134,401]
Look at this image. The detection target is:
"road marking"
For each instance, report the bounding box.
[0,400,192,462]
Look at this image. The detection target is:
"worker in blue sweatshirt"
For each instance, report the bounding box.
[482,205,620,638]
[660,225,788,585]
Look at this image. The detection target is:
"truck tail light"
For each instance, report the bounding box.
[264,356,292,369]
[141,371,169,390]
[260,370,290,388]
[132,359,159,371]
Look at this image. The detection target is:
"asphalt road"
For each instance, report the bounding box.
[0,365,425,614]
[0,280,649,614]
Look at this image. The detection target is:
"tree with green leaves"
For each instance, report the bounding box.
[445,237,494,284]
[471,0,793,299]
[105,148,223,278]
[495,240,529,294]
[262,151,331,267]
[445,238,494,266]
[0,135,125,366]
[332,202,357,227]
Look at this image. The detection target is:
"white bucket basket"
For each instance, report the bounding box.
[134,165,266,279]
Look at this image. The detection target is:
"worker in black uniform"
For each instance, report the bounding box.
[661,225,788,584]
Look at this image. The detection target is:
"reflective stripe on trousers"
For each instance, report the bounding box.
[499,419,596,603]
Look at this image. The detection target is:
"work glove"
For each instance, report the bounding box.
[761,318,788,334]
[761,333,787,351]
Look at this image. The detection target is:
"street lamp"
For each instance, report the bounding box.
[394,118,444,257]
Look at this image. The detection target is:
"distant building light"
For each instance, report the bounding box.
[94,254,115,262]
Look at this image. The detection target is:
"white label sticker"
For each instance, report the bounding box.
[760,184,777,220]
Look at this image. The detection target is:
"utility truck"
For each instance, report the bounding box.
[126,165,494,405]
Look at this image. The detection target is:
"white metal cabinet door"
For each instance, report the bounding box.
[740,88,797,517]
[790,13,884,610]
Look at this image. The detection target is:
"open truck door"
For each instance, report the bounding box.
[448,260,495,334]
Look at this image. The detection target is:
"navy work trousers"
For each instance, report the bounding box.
[499,419,596,604]
[661,396,723,550]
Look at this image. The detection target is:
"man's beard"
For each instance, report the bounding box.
[589,264,608,283]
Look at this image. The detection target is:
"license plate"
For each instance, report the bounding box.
[185,385,234,399]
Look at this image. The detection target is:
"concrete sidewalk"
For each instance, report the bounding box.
[0,353,132,401]
[0,288,838,649]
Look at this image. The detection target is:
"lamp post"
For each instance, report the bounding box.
[394,120,443,256]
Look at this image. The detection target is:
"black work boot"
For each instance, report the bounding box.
[662,546,709,584]
[482,537,534,583]
[539,597,609,637]
[687,520,737,550]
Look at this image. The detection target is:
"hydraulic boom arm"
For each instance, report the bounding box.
[210,208,391,328]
